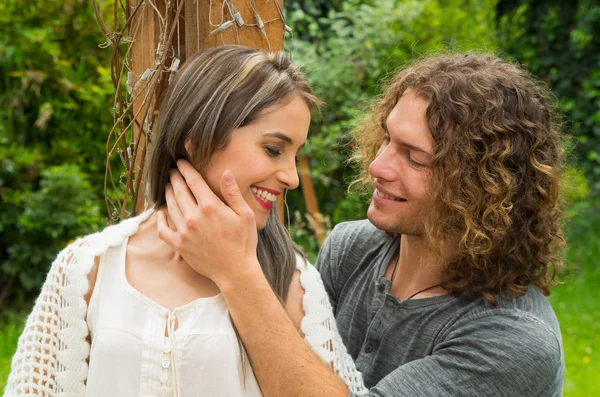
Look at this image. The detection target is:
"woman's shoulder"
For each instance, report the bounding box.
[292,254,332,316]
[77,209,154,302]
[286,254,321,331]
[285,267,305,331]
[81,209,155,254]
[54,209,154,279]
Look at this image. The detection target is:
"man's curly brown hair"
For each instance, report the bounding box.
[351,52,565,303]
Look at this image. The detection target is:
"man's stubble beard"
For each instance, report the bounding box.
[366,200,426,237]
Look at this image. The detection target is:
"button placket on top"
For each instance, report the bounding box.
[361,240,398,360]
[162,312,179,397]
[356,287,392,369]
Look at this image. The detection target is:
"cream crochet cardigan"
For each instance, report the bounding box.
[3,210,367,396]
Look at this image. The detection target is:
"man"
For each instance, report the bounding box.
[160,52,565,396]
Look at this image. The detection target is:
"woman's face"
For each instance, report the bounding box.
[201,96,311,229]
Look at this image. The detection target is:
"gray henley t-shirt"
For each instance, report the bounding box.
[315,220,565,397]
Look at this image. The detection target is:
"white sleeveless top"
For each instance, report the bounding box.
[85,236,262,397]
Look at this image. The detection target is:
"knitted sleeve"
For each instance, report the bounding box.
[2,237,95,396]
[296,257,368,395]
[3,211,152,397]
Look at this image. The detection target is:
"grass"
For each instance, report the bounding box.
[0,312,25,392]
[548,200,600,397]
[1,200,599,394]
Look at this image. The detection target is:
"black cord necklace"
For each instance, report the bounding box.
[404,283,442,300]
[390,252,442,300]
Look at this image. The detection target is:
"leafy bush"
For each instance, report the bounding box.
[497,0,600,194]
[0,0,113,307]
[0,157,104,304]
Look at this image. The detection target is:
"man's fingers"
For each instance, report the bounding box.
[165,182,185,227]
[176,159,215,204]
[169,168,201,217]
[156,209,180,249]
[220,170,253,218]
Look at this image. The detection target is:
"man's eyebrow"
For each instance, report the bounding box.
[264,132,305,149]
[384,120,432,156]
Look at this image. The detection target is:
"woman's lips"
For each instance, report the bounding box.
[250,185,279,210]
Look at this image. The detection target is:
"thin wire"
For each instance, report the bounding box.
[196,0,200,52]
[177,6,181,59]
[284,189,291,230]
[223,0,241,44]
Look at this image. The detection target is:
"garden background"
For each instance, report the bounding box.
[1,0,598,394]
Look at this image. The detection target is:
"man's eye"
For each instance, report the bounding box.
[408,157,425,167]
[265,146,282,156]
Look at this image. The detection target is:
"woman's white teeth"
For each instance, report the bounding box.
[251,187,276,203]
[377,189,405,202]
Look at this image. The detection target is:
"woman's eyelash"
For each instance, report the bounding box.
[265,146,282,156]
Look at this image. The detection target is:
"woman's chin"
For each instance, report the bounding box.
[254,214,268,230]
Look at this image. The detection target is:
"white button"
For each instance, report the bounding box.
[162,359,171,369]
[163,343,172,354]
[159,387,168,396]
[160,373,168,384]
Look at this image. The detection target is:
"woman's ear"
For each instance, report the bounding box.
[184,139,193,162]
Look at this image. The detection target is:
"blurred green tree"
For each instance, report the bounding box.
[497,0,600,194]
[0,0,114,307]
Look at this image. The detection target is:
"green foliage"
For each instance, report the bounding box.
[0,159,103,297]
[10,165,103,287]
[0,0,115,187]
[0,0,113,305]
[562,166,591,213]
[0,312,25,392]
[285,0,499,251]
[497,0,600,195]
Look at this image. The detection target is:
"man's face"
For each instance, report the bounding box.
[367,89,435,236]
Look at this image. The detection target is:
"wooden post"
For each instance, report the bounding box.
[129,0,164,215]
[298,156,325,246]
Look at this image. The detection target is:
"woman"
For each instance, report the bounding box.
[4,45,366,396]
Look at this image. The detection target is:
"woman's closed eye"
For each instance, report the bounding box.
[265,145,302,165]
[265,145,282,156]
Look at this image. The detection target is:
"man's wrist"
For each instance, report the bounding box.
[217,259,270,296]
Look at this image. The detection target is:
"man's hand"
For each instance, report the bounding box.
[157,159,262,288]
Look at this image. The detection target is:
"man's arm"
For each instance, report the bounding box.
[221,269,349,397]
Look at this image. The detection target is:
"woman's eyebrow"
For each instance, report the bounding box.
[264,131,292,143]
[264,132,305,150]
